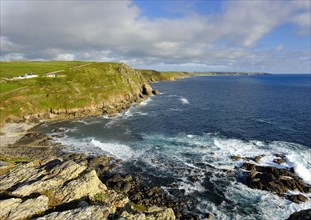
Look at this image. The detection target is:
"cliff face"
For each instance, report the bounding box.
[1,63,156,125]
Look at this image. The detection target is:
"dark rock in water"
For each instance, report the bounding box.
[254,155,264,163]
[273,158,286,164]
[151,159,158,164]
[120,182,132,193]
[287,209,311,220]
[231,155,241,161]
[51,134,64,138]
[286,194,308,203]
[240,163,256,171]
[110,173,123,183]
[240,162,311,202]
[152,90,160,95]
[123,174,132,182]
[190,176,200,182]
[52,128,67,133]
[275,153,286,159]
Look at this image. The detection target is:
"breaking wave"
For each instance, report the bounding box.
[180,97,190,105]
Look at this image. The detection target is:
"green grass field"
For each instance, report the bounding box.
[0,61,86,78]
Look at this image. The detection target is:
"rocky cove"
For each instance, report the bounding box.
[0,72,310,220]
[0,70,195,220]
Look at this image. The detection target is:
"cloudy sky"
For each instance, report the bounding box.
[1,0,310,73]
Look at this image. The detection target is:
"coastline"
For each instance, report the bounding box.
[0,76,197,220]
[1,74,310,219]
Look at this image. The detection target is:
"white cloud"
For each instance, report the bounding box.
[54,53,75,61]
[0,0,310,73]
[276,45,284,52]
[0,53,26,61]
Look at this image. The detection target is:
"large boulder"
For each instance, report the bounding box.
[50,170,107,206]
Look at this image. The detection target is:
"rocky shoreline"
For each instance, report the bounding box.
[1,128,310,219]
[0,130,206,220]
[0,76,204,219]
[1,78,310,219]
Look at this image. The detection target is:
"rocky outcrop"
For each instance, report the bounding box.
[142,83,153,96]
[121,207,176,220]
[36,205,111,220]
[50,170,107,206]
[287,209,311,220]
[0,155,176,220]
[0,195,49,220]
[240,162,311,202]
[12,160,87,197]
[152,90,160,95]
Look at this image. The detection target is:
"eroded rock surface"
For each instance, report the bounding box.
[36,205,111,220]
[0,195,49,220]
[0,156,176,220]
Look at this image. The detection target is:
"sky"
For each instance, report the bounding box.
[0,0,310,73]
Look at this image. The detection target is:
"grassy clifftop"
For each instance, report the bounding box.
[0,62,154,125]
[0,62,192,125]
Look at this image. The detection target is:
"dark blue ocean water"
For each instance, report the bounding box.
[38,74,311,219]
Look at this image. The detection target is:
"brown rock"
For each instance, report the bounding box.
[286,194,308,203]
[273,158,286,164]
[152,90,160,95]
[231,155,242,161]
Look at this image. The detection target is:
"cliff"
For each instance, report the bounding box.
[0,62,156,126]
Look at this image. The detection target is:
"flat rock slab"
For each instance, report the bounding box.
[12,160,87,197]
[36,205,110,220]
[0,195,48,220]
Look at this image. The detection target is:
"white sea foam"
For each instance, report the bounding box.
[287,154,311,184]
[177,179,206,195]
[90,139,134,160]
[179,97,190,104]
[52,131,311,219]
[139,97,153,106]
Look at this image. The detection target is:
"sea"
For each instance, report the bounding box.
[36,74,311,220]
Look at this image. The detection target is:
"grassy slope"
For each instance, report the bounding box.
[136,69,190,82]
[0,62,191,125]
[0,62,147,124]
